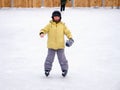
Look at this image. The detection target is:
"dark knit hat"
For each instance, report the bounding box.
[52,10,61,19]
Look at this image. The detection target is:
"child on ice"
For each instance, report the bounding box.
[39,10,74,77]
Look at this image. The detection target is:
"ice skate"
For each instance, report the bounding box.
[62,70,67,77]
[45,70,50,77]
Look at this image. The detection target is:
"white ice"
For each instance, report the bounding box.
[0,7,120,90]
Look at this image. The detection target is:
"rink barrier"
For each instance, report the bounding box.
[0,0,120,8]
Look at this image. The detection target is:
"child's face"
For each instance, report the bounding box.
[53,16,60,22]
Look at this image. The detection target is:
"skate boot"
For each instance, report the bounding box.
[45,70,50,77]
[62,70,68,77]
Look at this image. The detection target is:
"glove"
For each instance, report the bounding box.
[66,38,74,47]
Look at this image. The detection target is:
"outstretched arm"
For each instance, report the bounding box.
[39,23,50,38]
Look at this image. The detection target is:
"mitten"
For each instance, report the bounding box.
[66,38,74,47]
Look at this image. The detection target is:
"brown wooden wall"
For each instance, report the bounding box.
[13,0,41,7]
[0,0,10,7]
[43,0,72,7]
[74,0,89,7]
[89,0,102,7]
[105,0,120,7]
[0,0,120,8]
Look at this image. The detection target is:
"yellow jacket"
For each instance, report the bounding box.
[40,20,72,50]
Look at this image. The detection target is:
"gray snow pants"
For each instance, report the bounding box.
[44,49,68,71]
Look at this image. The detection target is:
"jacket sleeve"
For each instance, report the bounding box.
[63,24,72,39]
[39,23,50,35]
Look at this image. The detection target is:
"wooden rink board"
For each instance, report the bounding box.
[0,0,120,8]
[74,0,89,7]
[13,0,41,7]
[0,0,10,7]
[44,0,72,7]
[89,0,102,7]
[105,0,120,7]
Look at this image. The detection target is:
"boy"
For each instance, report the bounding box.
[39,11,74,77]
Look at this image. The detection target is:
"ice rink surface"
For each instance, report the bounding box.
[0,7,120,90]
